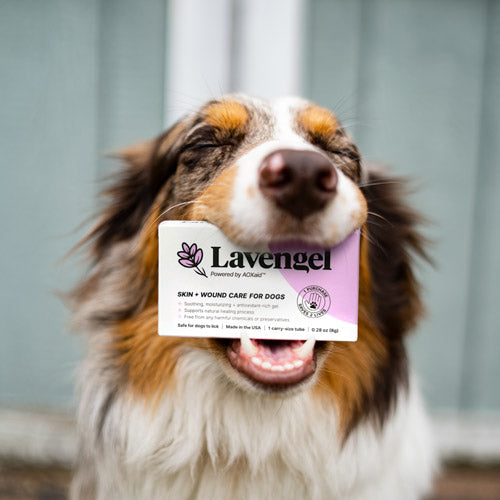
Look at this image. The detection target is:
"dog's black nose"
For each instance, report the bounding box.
[258,149,337,219]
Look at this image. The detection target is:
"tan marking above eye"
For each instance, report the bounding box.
[205,101,249,132]
[298,105,338,141]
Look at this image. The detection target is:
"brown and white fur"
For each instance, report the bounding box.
[70,95,435,499]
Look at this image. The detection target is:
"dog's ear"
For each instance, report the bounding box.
[86,120,187,260]
[361,165,429,338]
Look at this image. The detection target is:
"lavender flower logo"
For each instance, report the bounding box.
[177,242,208,278]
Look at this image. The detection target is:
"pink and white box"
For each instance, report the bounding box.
[158,221,360,341]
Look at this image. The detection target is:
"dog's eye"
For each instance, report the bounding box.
[185,142,220,152]
[181,134,238,154]
[179,138,237,170]
[313,142,357,162]
[313,144,361,181]
[327,148,359,161]
[310,137,352,159]
[308,135,359,162]
[181,122,244,156]
[182,141,237,155]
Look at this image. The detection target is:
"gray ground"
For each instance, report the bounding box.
[0,462,499,500]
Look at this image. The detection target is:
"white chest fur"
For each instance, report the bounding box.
[75,348,435,500]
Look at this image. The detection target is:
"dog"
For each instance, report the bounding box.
[70,94,435,499]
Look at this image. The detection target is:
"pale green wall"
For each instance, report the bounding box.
[0,0,167,408]
[306,0,500,411]
[0,0,98,408]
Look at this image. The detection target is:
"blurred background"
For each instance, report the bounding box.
[1,0,499,498]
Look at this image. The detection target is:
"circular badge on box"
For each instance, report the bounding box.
[297,285,331,318]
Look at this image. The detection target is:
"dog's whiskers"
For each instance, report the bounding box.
[156,200,200,221]
[130,200,201,255]
[367,211,392,225]
[358,179,403,189]
[360,227,385,254]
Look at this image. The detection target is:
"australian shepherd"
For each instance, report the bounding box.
[70,95,435,499]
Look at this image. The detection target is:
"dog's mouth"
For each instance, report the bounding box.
[220,336,322,389]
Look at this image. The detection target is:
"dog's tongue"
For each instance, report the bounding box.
[251,339,304,362]
[227,336,316,385]
[237,336,314,363]
[268,230,360,324]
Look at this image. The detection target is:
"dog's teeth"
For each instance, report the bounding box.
[251,356,262,366]
[293,360,304,368]
[284,363,294,371]
[240,334,258,356]
[261,361,272,370]
[271,365,285,372]
[293,337,315,359]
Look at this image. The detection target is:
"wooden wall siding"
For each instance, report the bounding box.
[306,0,499,411]
[0,0,99,407]
[96,0,167,170]
[459,0,500,411]
[0,0,167,408]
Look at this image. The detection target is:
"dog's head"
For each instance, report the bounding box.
[76,94,426,433]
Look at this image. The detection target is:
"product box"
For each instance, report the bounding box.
[158,221,360,341]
